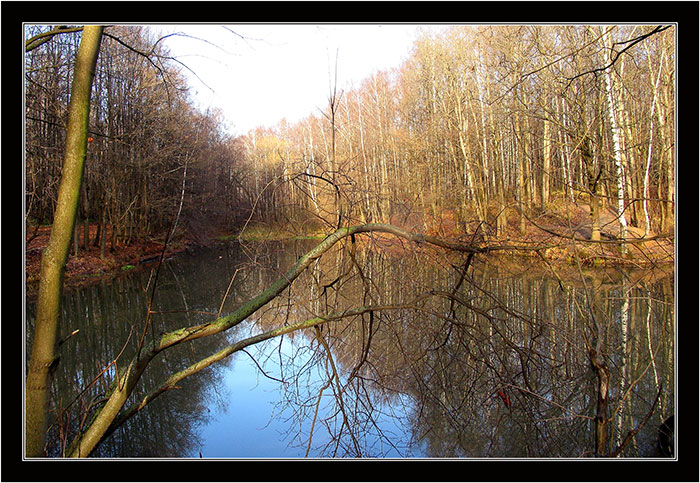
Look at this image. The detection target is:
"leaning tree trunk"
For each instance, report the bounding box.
[25,25,103,457]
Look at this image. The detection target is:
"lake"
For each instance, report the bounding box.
[25,238,675,458]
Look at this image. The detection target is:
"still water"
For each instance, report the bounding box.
[26,239,674,458]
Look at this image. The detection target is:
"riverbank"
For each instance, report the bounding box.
[339,202,675,271]
[25,224,196,297]
[25,205,674,298]
[24,221,321,297]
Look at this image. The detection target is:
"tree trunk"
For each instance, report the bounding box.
[171,154,189,237]
[81,177,89,250]
[587,284,610,457]
[541,117,551,211]
[99,204,107,259]
[25,25,103,457]
[602,28,628,253]
[558,98,575,204]
[593,358,610,456]
[513,115,527,234]
[643,47,665,236]
[582,136,601,241]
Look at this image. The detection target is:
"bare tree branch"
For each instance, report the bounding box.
[565,25,672,88]
[25,26,83,52]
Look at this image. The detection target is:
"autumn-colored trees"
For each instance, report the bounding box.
[237,25,675,242]
[26,24,675,249]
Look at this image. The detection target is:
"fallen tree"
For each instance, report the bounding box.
[31,220,671,457]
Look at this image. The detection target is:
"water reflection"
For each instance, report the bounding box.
[26,239,674,458]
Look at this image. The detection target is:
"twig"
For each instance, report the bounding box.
[314,325,362,456]
[610,350,661,421]
[218,267,242,318]
[136,211,177,359]
[241,349,286,384]
[305,374,332,458]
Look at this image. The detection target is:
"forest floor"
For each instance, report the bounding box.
[25,201,674,297]
[417,201,675,268]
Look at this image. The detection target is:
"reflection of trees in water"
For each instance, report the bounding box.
[28,239,673,457]
[253,243,674,457]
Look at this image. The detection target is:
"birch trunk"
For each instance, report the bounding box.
[602,27,628,252]
[643,46,665,236]
[305,123,321,217]
[541,117,551,211]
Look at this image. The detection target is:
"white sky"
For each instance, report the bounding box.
[153,24,451,136]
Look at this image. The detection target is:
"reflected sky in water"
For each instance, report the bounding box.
[197,346,300,458]
[196,329,425,458]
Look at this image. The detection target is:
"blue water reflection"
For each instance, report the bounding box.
[195,329,425,458]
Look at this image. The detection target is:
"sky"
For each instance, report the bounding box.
[152,24,451,136]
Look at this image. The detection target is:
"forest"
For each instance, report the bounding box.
[24,24,676,461]
[25,25,675,260]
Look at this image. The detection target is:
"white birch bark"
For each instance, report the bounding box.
[642,45,665,236]
[602,27,628,250]
[541,117,551,210]
[305,122,321,217]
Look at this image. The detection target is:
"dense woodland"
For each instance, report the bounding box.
[25,24,675,253]
[25,25,243,254]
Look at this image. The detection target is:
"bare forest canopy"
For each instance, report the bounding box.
[25,24,675,249]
